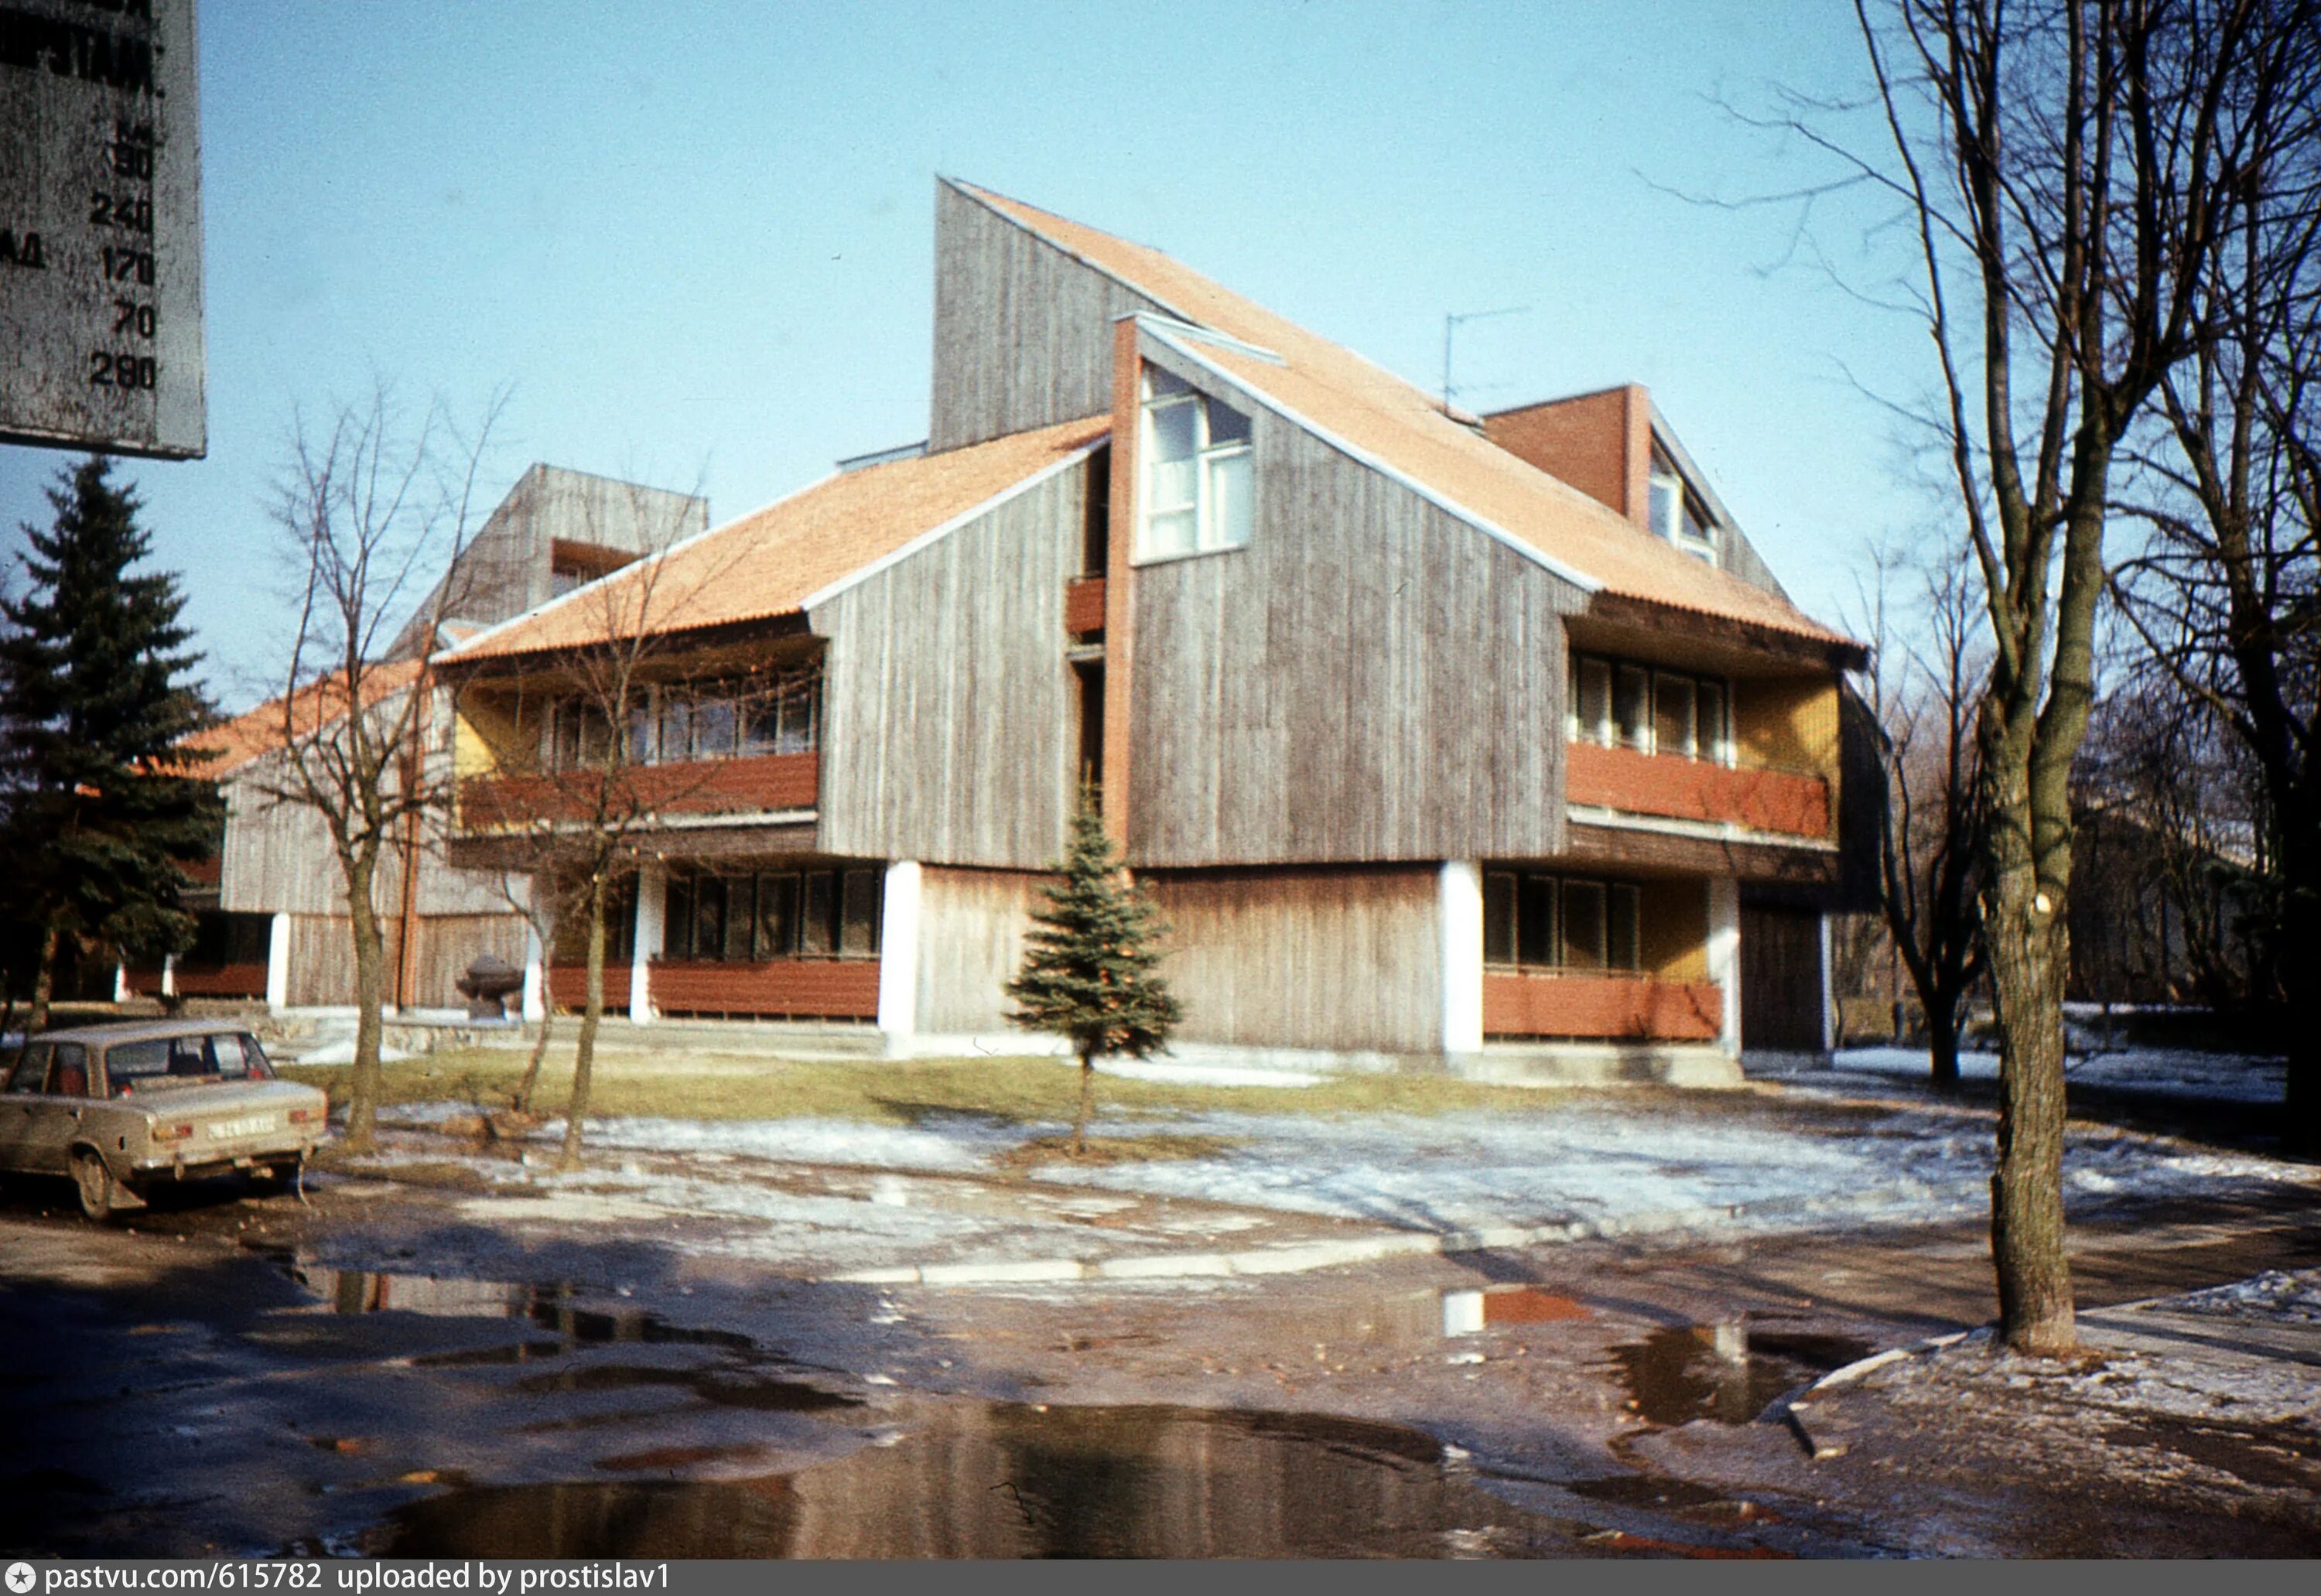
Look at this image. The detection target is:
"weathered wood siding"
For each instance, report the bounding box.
[220,758,356,916]
[405,914,531,1008]
[812,460,1091,869]
[1145,867,1442,1054]
[915,866,1051,1034]
[930,181,1165,452]
[285,915,354,1008]
[1126,364,1586,866]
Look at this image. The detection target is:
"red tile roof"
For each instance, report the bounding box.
[444,417,1109,664]
[954,183,1853,650]
[189,659,429,778]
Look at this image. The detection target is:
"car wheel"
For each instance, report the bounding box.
[72,1152,123,1221]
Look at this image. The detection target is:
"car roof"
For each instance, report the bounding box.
[30,1018,262,1049]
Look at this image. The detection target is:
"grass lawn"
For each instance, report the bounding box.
[275,1044,1748,1129]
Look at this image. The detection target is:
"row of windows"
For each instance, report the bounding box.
[1140,365,1253,559]
[663,866,884,962]
[1569,654,1731,764]
[1484,871,1643,973]
[544,671,821,771]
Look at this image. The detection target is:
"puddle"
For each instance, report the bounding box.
[1441,1287,1591,1335]
[279,1261,754,1353]
[509,1363,860,1413]
[1607,1324,1827,1427]
[378,1400,1600,1558]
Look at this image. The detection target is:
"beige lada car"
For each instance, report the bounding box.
[1,1019,330,1219]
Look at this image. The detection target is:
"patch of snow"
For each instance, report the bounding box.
[296,1040,415,1066]
[1092,1058,1323,1088]
[1830,1044,2285,1104]
[576,1114,1024,1172]
[2166,1268,2321,1324]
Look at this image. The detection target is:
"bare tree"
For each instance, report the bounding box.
[1853,0,2284,1352]
[264,389,502,1153]
[1860,543,1989,1087]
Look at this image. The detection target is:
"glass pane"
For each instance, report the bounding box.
[694,877,726,962]
[839,869,882,957]
[1147,397,1198,463]
[1144,507,1197,558]
[1649,470,1682,543]
[1205,396,1251,446]
[5,1045,47,1093]
[1482,873,1516,965]
[801,871,836,956]
[720,872,757,960]
[103,1041,166,1088]
[739,692,779,755]
[1562,883,1607,971]
[1697,682,1727,764]
[1144,364,1192,399]
[694,697,737,760]
[756,874,798,959]
[554,706,580,770]
[627,703,656,764]
[1147,453,1196,513]
[1608,886,1640,972]
[1655,674,1697,760]
[579,706,611,764]
[1615,667,1651,751]
[778,679,817,754]
[1577,660,1612,745]
[658,699,692,762]
[1518,876,1558,969]
[1205,449,1253,549]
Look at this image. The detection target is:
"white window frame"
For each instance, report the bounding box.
[1647,448,1721,566]
[1137,366,1253,562]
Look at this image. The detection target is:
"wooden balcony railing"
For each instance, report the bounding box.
[125,962,269,999]
[459,752,819,832]
[1482,969,1722,1042]
[1065,576,1107,636]
[648,958,879,1019]
[1566,741,1830,839]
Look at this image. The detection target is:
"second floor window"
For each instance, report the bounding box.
[1140,364,1253,559]
[547,668,820,771]
[1569,653,1729,764]
[1483,870,1642,973]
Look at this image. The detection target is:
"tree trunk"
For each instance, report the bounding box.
[1983,795,2077,1355]
[27,917,59,1033]
[342,856,387,1153]
[1926,998,1962,1090]
[559,877,606,1172]
[1072,1050,1095,1158]
[2281,888,2319,1155]
[512,1008,552,1116]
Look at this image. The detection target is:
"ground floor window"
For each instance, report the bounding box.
[663,864,882,962]
[1482,870,1641,972]
[551,875,638,965]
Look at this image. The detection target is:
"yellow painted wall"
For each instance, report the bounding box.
[1734,675,1840,778]
[455,690,533,780]
[1637,877,1709,983]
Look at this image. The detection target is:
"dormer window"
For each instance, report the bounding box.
[1140,365,1253,559]
[1646,446,1718,566]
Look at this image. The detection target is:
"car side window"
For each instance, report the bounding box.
[5,1044,52,1094]
[50,1044,89,1099]
[103,1041,168,1094]
[234,1035,274,1079]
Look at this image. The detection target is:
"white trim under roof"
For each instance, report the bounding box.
[798,434,1111,612]
[1120,313,1286,366]
[1132,320,1603,596]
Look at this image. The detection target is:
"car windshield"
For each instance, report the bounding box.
[104,1034,275,1095]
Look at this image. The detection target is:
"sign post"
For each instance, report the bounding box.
[1,0,205,460]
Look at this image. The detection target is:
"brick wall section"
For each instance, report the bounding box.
[460,752,819,830]
[648,959,880,1019]
[1565,741,1830,839]
[1482,970,1722,1041]
[1064,575,1107,636]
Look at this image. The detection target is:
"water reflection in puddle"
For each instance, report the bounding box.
[1441,1287,1591,1336]
[381,1402,1587,1559]
[282,1261,754,1353]
[1606,1323,1868,1427]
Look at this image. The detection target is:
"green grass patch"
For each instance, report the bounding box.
[274,1046,1695,1127]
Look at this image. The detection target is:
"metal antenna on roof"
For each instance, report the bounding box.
[1442,306,1529,417]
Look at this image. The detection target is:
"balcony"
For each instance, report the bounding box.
[1482,969,1721,1042]
[648,958,879,1019]
[1565,741,1829,839]
[459,752,819,832]
[1065,575,1107,637]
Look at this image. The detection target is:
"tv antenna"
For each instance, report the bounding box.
[1441,305,1530,416]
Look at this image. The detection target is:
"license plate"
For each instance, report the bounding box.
[207,1115,277,1140]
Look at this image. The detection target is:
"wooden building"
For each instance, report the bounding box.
[436,183,1867,1078]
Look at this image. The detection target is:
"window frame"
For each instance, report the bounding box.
[1569,651,1732,765]
[1137,365,1255,563]
[1480,870,1646,975]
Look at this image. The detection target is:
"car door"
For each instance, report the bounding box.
[19,1044,94,1174]
[0,1044,53,1172]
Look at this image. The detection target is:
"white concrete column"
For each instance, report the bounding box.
[1707,877,1742,1058]
[265,913,291,1012]
[1438,861,1484,1056]
[630,861,665,1023]
[521,921,546,1024]
[877,860,923,1049]
[1818,910,1836,1056]
[160,953,177,999]
[112,962,130,1004]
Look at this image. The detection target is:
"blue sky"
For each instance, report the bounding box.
[2,2,1933,709]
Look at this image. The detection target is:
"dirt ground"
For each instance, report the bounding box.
[3,1159,2316,1559]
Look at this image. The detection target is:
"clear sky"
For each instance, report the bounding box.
[1,1,1933,710]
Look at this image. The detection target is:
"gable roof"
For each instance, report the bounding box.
[443,416,1109,665]
[190,658,429,779]
[948,181,1853,652]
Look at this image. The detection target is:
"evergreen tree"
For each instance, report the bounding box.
[1007,803,1181,1156]
[0,456,218,1027]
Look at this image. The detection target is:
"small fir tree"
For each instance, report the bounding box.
[0,457,217,1027]
[1008,803,1181,1157]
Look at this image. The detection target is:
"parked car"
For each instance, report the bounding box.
[0,1019,330,1219]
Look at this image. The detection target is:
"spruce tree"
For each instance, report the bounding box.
[0,456,218,1027]
[1007,803,1181,1156]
